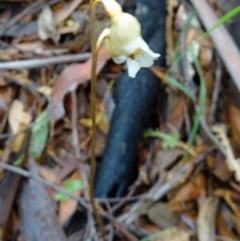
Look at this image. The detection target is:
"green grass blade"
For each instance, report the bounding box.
[182,46,207,160]
[166,75,195,100]
[198,5,240,41]
[167,5,240,76]
[140,230,170,241]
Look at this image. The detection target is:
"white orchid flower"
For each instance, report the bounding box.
[95,0,160,78]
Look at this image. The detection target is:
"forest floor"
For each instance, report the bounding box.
[0,0,240,240]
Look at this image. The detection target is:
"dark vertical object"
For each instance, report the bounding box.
[94,0,166,197]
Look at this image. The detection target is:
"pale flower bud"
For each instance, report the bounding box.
[97,0,160,78]
[96,0,122,18]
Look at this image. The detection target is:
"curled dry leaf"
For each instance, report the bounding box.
[212,124,240,181]
[50,46,110,123]
[9,100,31,134]
[38,5,60,44]
[8,100,32,153]
[197,196,219,241]
[150,148,183,181]
[169,173,206,204]
[147,202,179,229]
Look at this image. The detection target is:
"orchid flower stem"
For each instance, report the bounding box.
[89,0,106,240]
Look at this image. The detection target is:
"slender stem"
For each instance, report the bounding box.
[89,0,106,240]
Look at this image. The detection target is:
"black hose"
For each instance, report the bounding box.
[94,0,167,197]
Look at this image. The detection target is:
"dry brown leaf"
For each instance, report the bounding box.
[38,5,60,44]
[231,214,240,236]
[197,196,219,241]
[150,148,183,181]
[0,75,6,87]
[8,100,32,153]
[50,46,110,122]
[212,124,240,181]
[228,104,240,155]
[217,212,238,239]
[147,202,179,229]
[9,100,31,134]
[54,0,83,25]
[213,189,240,202]
[167,96,185,131]
[206,153,232,181]
[200,46,213,68]
[170,173,206,204]
[38,165,60,184]
[58,171,82,225]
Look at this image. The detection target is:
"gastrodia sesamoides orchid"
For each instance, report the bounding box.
[95,0,160,78]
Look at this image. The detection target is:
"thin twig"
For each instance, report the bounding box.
[199,117,227,156]
[208,55,222,124]
[0,53,91,70]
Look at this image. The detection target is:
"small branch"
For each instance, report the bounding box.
[0,53,91,70]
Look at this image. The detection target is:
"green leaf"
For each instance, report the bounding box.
[144,128,180,149]
[29,110,49,159]
[54,179,83,202]
[64,180,83,192]
[55,193,70,201]
[13,154,25,166]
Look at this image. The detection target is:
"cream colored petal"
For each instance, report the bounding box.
[104,38,122,58]
[135,49,160,68]
[113,55,127,64]
[126,58,141,78]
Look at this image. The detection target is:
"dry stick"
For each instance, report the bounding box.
[0,53,91,70]
[208,55,222,124]
[190,0,240,92]
[89,0,106,240]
